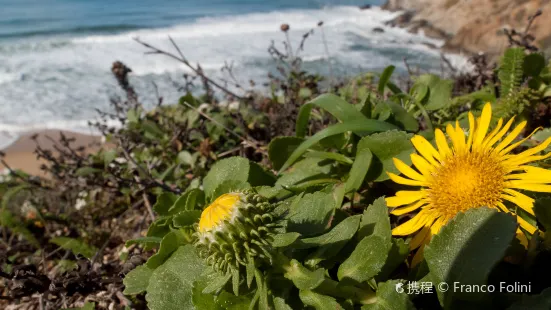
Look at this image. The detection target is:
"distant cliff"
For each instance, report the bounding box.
[381,0,551,60]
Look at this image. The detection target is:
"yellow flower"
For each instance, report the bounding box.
[386,103,551,265]
[198,193,241,233]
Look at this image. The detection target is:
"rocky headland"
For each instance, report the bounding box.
[381,0,551,60]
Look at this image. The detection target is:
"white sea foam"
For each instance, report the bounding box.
[0,5,469,149]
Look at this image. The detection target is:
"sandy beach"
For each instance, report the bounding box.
[1,130,104,177]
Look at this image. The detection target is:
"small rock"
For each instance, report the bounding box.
[372,27,385,33]
[359,4,372,10]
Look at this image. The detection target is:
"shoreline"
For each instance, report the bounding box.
[1,130,105,177]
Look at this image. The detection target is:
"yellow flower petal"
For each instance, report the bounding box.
[493,121,527,154]
[392,210,435,236]
[498,127,542,157]
[434,128,451,158]
[411,135,441,165]
[481,118,503,149]
[473,103,492,148]
[466,112,475,149]
[390,200,427,216]
[409,225,430,250]
[410,154,435,177]
[485,117,515,149]
[393,158,426,182]
[517,215,537,234]
[388,173,427,186]
[500,189,535,216]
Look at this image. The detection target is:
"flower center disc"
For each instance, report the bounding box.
[428,151,507,217]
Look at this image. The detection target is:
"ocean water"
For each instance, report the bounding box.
[0,0,468,148]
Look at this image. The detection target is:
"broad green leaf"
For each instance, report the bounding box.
[215,290,254,309]
[272,232,301,248]
[203,157,249,198]
[276,157,331,188]
[146,217,171,239]
[284,259,325,290]
[192,271,220,310]
[345,137,373,193]
[127,108,140,123]
[211,180,251,200]
[299,290,342,310]
[296,215,361,249]
[523,53,546,77]
[424,207,516,308]
[304,151,354,165]
[362,130,414,182]
[375,238,409,282]
[202,272,231,294]
[248,161,277,187]
[268,136,305,170]
[172,210,202,228]
[386,101,420,132]
[361,280,415,310]
[287,192,335,237]
[168,188,205,215]
[337,235,388,283]
[123,264,154,295]
[153,192,178,216]
[146,245,205,310]
[301,215,361,266]
[378,65,396,95]
[146,231,187,269]
[535,197,551,231]
[508,287,551,310]
[425,79,453,111]
[274,297,293,310]
[358,197,391,246]
[296,93,369,138]
[177,151,195,167]
[279,120,398,173]
[142,120,165,139]
[49,237,97,259]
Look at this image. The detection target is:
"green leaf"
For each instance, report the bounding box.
[386,101,420,132]
[287,192,335,237]
[102,149,118,168]
[146,217,172,240]
[146,245,205,310]
[345,138,373,193]
[296,215,361,249]
[153,192,178,216]
[304,151,354,165]
[424,207,516,308]
[211,180,251,200]
[523,53,546,77]
[248,162,277,187]
[75,167,102,177]
[363,130,414,182]
[358,197,391,245]
[361,280,415,310]
[425,80,453,111]
[299,290,343,310]
[535,197,551,231]
[168,189,205,215]
[272,232,301,248]
[279,120,398,173]
[499,47,525,97]
[192,272,220,310]
[378,65,396,95]
[203,157,255,199]
[268,136,305,170]
[127,108,140,123]
[123,264,154,295]
[296,94,370,138]
[142,120,165,139]
[172,210,202,228]
[202,272,231,294]
[337,235,388,283]
[177,151,195,167]
[276,157,331,188]
[284,259,325,290]
[376,238,409,282]
[508,287,551,310]
[49,237,97,259]
[146,231,187,269]
[300,215,361,266]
